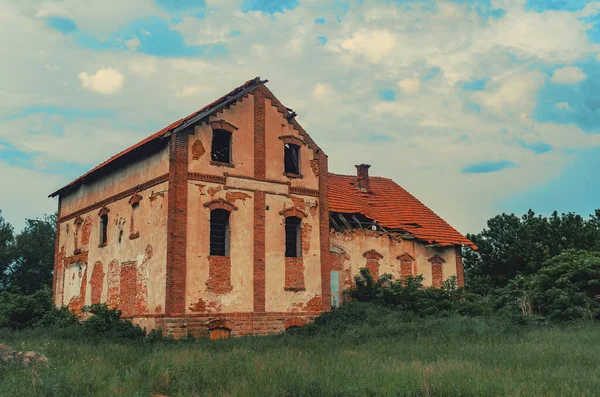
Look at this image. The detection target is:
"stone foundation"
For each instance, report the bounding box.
[130,312,319,339]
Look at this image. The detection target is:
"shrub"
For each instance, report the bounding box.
[82,304,146,340]
[348,268,467,317]
[503,250,600,321]
[0,288,77,329]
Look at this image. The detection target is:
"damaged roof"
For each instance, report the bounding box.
[49,77,267,198]
[327,173,476,249]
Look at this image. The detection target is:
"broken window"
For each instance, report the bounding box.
[210,209,230,256]
[99,214,108,246]
[211,129,232,164]
[284,143,300,175]
[285,216,302,258]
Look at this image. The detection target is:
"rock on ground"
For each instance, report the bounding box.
[0,344,48,367]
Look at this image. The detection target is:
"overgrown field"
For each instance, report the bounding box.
[1,303,599,397]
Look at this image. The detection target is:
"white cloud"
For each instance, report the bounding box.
[124,36,140,51]
[472,71,546,117]
[128,58,156,78]
[340,30,395,63]
[550,66,587,84]
[311,83,333,100]
[397,77,421,94]
[556,102,571,110]
[3,0,600,234]
[78,68,125,94]
[176,85,207,98]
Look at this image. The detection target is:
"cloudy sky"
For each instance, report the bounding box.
[1,0,600,234]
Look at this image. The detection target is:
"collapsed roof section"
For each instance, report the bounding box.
[327,170,476,249]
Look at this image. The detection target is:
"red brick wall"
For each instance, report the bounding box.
[166,130,189,315]
[90,261,104,304]
[317,151,331,311]
[432,263,443,288]
[107,259,120,309]
[207,256,232,294]
[120,263,136,317]
[285,257,305,291]
[254,89,266,179]
[400,261,413,279]
[253,191,266,312]
[455,245,465,288]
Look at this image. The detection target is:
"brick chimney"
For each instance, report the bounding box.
[355,164,371,191]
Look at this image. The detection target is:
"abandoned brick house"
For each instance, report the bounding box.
[50,77,475,338]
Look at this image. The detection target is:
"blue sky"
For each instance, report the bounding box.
[1,0,600,233]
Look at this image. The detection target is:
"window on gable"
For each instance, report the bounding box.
[99,214,108,246]
[210,209,230,256]
[285,216,302,258]
[211,129,232,164]
[284,143,300,175]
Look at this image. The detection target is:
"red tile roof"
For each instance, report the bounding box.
[327,173,476,248]
[49,77,266,197]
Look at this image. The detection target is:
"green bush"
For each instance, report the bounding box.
[82,304,147,340]
[502,250,600,321]
[0,288,77,329]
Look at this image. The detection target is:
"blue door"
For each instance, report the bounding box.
[330,271,340,308]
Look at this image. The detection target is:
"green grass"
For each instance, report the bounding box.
[1,303,599,396]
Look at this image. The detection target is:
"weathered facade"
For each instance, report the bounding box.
[50,78,474,339]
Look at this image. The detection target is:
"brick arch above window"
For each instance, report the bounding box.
[98,206,110,217]
[203,198,238,212]
[210,119,238,134]
[428,255,445,265]
[129,193,142,206]
[279,135,305,147]
[207,318,233,331]
[397,253,415,262]
[279,207,307,218]
[74,216,83,226]
[363,249,383,261]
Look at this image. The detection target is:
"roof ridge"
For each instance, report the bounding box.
[49,77,265,197]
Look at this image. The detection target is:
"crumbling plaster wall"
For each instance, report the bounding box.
[264,98,320,190]
[60,146,169,216]
[55,181,168,315]
[330,230,457,288]
[187,94,255,177]
[185,181,255,314]
[265,194,322,312]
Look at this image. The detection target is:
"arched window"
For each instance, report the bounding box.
[210,209,230,256]
[285,216,302,258]
[211,129,232,164]
[99,214,108,247]
[284,143,300,175]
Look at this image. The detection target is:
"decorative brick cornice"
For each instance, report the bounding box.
[208,318,234,330]
[279,135,304,147]
[188,172,226,184]
[129,193,142,206]
[204,198,238,212]
[428,255,446,265]
[98,206,110,217]
[279,207,307,218]
[397,253,415,262]
[210,120,238,134]
[363,249,383,260]
[289,187,319,197]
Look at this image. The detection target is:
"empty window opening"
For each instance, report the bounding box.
[99,214,108,246]
[210,209,230,256]
[211,129,232,163]
[284,143,300,175]
[285,216,302,258]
